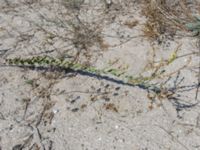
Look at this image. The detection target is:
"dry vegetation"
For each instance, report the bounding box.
[141,0,200,41]
[0,0,200,149]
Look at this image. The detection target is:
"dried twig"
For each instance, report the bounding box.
[195,37,200,100]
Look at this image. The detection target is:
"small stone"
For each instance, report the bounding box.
[71,108,79,112]
[105,84,110,88]
[113,93,119,96]
[104,97,110,101]
[115,87,120,91]
[97,88,101,93]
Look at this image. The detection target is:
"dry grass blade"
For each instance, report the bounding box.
[195,38,200,100]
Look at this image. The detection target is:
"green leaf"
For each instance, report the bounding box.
[86,67,98,73]
[168,51,177,64]
[25,80,34,85]
[195,15,200,21]
[186,22,200,30]
[107,69,121,76]
[72,63,82,69]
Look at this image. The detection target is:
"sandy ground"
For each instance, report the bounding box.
[0,0,200,150]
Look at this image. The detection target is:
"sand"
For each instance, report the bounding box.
[0,0,200,150]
